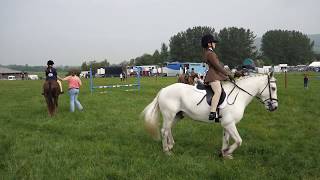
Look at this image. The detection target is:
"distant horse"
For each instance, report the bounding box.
[43,80,60,116]
[141,72,278,159]
[177,73,199,85]
[234,70,246,78]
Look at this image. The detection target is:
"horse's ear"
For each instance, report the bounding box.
[269,71,274,77]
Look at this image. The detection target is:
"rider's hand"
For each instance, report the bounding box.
[228,74,235,82]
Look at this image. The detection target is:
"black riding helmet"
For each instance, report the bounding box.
[47,60,54,66]
[201,34,219,48]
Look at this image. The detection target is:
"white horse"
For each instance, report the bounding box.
[141,72,278,159]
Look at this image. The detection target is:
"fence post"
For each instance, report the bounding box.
[284,71,287,88]
[90,67,93,94]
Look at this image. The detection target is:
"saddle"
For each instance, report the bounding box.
[195,83,226,107]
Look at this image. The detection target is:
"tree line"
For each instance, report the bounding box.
[86,26,315,69]
[77,26,317,71]
[0,64,77,73]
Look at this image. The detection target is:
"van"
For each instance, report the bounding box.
[8,76,16,80]
[28,74,39,80]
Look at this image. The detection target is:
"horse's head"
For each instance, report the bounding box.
[190,73,199,79]
[258,72,278,111]
[189,73,199,85]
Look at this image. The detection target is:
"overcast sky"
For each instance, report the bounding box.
[0,0,319,66]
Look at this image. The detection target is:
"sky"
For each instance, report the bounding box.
[0,0,319,66]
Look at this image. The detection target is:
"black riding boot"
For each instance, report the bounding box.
[209,112,217,121]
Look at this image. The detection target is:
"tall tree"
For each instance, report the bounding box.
[261,30,314,65]
[218,27,257,68]
[81,62,89,71]
[135,54,154,65]
[152,50,161,64]
[160,43,169,64]
[169,26,215,62]
[102,59,110,67]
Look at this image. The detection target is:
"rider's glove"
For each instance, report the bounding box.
[228,74,235,82]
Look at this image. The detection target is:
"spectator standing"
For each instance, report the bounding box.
[120,73,123,81]
[304,73,309,89]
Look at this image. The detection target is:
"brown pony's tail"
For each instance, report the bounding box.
[47,81,54,116]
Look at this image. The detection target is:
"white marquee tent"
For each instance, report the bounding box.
[309,61,320,67]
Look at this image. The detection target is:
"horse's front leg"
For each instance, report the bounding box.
[222,123,242,159]
[220,130,230,156]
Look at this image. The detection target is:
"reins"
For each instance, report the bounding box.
[227,75,278,105]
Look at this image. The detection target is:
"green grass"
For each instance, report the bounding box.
[0,73,319,179]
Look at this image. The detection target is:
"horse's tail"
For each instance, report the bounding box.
[47,81,54,115]
[141,90,161,140]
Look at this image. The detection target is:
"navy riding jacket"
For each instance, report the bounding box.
[45,67,57,80]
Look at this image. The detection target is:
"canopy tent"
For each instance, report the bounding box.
[242,58,255,69]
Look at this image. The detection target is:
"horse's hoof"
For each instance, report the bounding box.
[165,151,174,156]
[223,154,233,159]
[218,149,229,157]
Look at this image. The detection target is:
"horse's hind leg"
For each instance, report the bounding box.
[161,114,175,154]
[167,121,176,151]
[54,96,58,113]
[49,97,55,116]
[55,96,58,108]
[45,97,51,116]
[167,112,183,150]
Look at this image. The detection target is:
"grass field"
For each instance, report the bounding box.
[0,73,319,179]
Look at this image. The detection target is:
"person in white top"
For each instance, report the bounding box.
[120,73,123,81]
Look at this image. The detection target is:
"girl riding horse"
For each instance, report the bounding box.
[42,60,62,116]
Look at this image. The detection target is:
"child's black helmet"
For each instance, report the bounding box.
[201,34,219,48]
[47,60,54,65]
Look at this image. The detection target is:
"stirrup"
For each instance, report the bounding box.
[215,115,221,123]
[209,112,220,122]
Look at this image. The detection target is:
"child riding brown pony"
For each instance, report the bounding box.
[43,80,60,116]
[177,73,199,85]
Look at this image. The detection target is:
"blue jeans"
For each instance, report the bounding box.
[68,88,83,112]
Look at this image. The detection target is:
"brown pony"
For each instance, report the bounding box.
[177,73,199,85]
[43,80,60,116]
[234,70,246,78]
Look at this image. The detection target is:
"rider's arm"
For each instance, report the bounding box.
[207,52,230,76]
[52,68,58,78]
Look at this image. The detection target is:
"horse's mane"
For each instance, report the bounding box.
[222,73,267,84]
[235,73,266,81]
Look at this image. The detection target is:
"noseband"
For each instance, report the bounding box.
[227,75,278,106]
[258,75,278,108]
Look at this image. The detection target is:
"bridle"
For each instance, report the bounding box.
[227,75,278,108]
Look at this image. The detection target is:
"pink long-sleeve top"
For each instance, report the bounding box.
[63,75,82,89]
